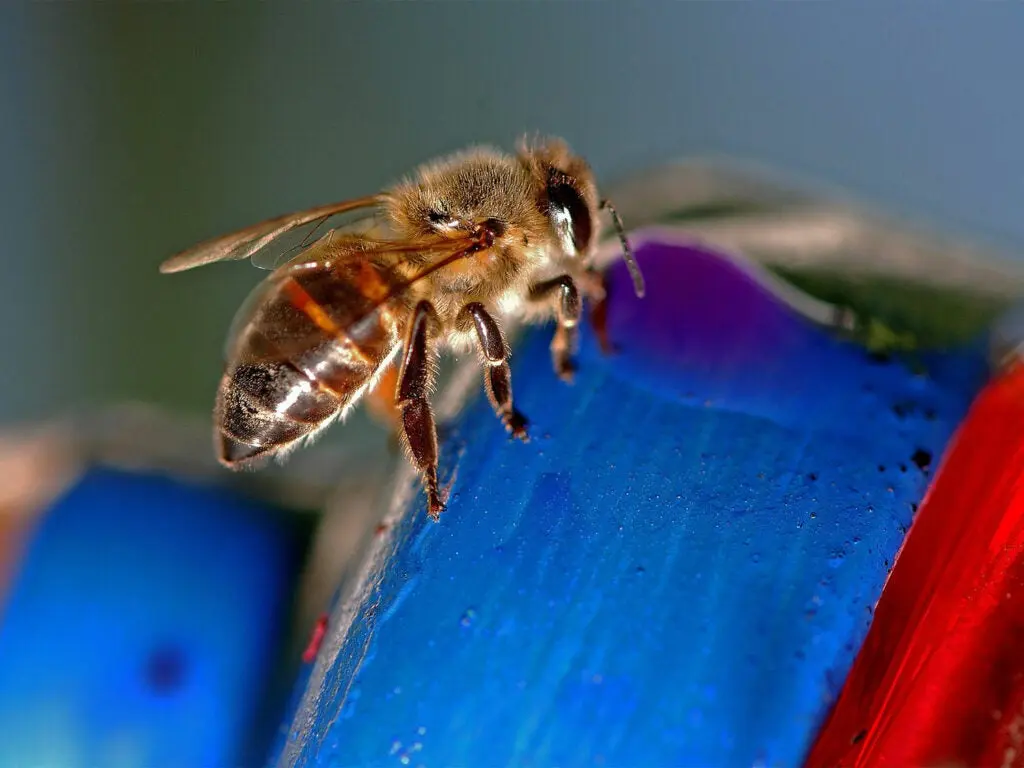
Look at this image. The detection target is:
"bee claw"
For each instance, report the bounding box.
[504,411,530,443]
[427,495,446,521]
[556,360,577,384]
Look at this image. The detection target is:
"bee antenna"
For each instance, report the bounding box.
[601,199,645,298]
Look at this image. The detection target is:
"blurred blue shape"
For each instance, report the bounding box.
[0,466,308,768]
[275,242,988,767]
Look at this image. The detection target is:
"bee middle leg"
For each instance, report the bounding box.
[459,302,529,443]
[396,300,445,520]
[528,274,582,382]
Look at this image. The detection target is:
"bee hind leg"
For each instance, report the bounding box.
[459,302,529,443]
[396,300,445,520]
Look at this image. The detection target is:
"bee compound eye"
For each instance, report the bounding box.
[547,180,592,256]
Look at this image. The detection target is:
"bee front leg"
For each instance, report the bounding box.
[528,275,581,382]
[459,302,529,443]
[396,300,445,520]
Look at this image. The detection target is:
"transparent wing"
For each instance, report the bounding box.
[221,227,496,361]
[249,208,393,272]
[159,194,385,274]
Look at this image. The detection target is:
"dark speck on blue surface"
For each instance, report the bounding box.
[0,467,306,768]
[144,644,187,695]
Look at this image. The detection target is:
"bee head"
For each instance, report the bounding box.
[518,137,600,259]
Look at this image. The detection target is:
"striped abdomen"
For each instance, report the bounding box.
[216,260,404,465]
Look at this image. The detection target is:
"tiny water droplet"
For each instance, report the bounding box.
[460,609,477,628]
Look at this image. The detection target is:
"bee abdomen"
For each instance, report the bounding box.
[216,359,343,466]
[216,261,403,465]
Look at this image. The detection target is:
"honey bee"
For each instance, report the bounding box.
[160,136,644,520]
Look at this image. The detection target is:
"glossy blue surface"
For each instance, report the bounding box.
[0,467,306,768]
[277,242,988,767]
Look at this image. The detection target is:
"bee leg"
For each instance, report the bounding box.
[460,302,529,443]
[528,275,581,383]
[396,300,445,520]
[579,267,615,356]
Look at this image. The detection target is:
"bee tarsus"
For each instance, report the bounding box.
[529,274,582,383]
[396,300,445,520]
[461,302,530,444]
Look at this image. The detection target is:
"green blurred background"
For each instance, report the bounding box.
[3,3,1024,444]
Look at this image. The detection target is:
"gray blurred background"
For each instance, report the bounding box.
[3,2,1023,440]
